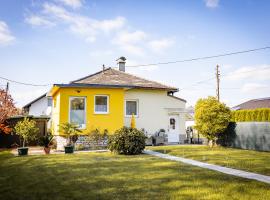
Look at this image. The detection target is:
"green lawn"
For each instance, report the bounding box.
[0,151,269,200]
[148,145,270,176]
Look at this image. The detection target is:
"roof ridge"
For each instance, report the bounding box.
[109,68,178,91]
[70,67,112,83]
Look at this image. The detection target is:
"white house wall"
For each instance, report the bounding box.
[28,96,51,116]
[124,89,186,137]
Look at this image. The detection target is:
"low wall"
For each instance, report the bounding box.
[219,122,270,151]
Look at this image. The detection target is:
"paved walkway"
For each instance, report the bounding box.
[144,150,270,184]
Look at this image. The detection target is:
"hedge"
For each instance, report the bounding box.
[231,108,270,122]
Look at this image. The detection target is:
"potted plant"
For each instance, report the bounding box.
[39,132,54,154]
[59,122,81,154]
[14,117,39,156]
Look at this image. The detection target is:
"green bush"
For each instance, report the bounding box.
[108,127,146,155]
[231,108,270,122]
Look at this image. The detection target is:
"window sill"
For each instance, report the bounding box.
[94,112,109,115]
[125,115,139,118]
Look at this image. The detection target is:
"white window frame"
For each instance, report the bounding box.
[125,99,139,117]
[69,96,87,129]
[94,95,109,114]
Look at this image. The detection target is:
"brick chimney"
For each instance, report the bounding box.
[116,56,126,72]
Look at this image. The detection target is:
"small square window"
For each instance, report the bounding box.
[47,97,52,107]
[95,95,109,114]
[126,100,138,116]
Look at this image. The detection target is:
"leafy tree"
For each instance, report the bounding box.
[194,96,231,147]
[59,122,82,146]
[14,118,39,147]
[0,89,18,134]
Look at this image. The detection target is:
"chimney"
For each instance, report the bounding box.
[116,56,126,72]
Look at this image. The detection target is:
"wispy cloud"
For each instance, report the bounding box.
[241,83,269,93]
[225,65,270,81]
[147,38,175,53]
[0,20,15,46]
[204,0,219,8]
[25,15,55,27]
[42,2,125,42]
[56,0,83,9]
[112,30,147,55]
[25,2,174,56]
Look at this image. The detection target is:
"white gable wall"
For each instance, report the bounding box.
[28,96,51,116]
[124,89,186,140]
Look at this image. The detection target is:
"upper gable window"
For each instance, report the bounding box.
[94,95,109,114]
[69,97,86,129]
[47,97,52,107]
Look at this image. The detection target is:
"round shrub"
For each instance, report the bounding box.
[108,127,146,155]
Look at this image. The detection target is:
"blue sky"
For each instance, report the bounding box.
[0,0,269,107]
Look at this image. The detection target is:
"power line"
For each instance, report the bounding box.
[1,46,270,87]
[0,76,51,87]
[179,65,270,91]
[126,46,270,68]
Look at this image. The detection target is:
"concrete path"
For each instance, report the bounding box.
[144,150,270,184]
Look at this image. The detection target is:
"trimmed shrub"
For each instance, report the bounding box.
[108,127,146,155]
[231,108,270,122]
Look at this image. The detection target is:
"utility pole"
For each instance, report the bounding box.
[216,65,220,101]
[4,82,9,102]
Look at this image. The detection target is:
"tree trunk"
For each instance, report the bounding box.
[23,138,25,147]
[208,139,217,148]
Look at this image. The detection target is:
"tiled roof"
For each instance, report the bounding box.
[232,97,270,110]
[68,67,178,91]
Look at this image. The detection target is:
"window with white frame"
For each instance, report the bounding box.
[95,95,109,114]
[69,97,86,128]
[125,100,138,116]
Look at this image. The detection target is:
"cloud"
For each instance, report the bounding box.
[25,2,174,56]
[0,21,15,46]
[148,38,175,53]
[225,65,270,81]
[241,83,269,93]
[25,15,55,27]
[41,3,126,42]
[112,30,147,55]
[57,0,83,9]
[204,0,219,8]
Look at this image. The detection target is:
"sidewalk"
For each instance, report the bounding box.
[144,150,270,184]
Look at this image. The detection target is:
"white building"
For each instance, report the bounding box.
[23,94,52,117]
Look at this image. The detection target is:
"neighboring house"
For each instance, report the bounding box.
[48,57,187,150]
[185,106,195,129]
[23,94,52,116]
[232,97,270,110]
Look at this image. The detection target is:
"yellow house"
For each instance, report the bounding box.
[48,57,186,150]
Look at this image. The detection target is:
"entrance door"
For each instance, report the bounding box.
[168,115,179,143]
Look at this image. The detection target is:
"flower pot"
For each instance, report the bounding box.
[44,147,51,154]
[18,147,29,156]
[64,145,74,154]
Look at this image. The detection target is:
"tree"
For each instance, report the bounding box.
[194,96,231,147]
[59,122,82,146]
[0,89,18,133]
[14,118,39,147]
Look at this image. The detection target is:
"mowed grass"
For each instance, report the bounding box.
[0,151,269,200]
[148,145,270,175]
